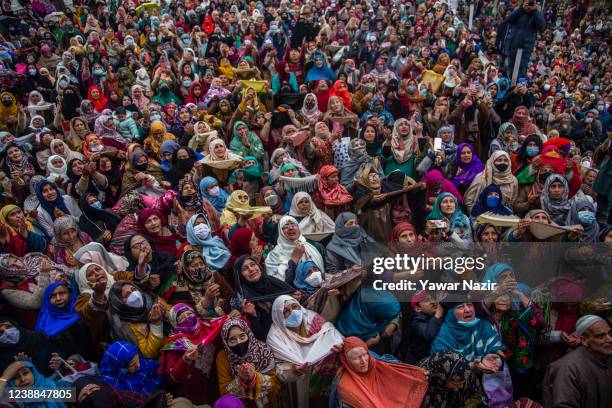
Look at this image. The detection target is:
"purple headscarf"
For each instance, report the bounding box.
[452,143,484,189]
[214,395,246,408]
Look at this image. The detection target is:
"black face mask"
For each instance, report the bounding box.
[134,161,148,171]
[160,87,170,95]
[2,99,12,107]
[538,172,551,184]
[229,340,249,357]
[494,163,509,173]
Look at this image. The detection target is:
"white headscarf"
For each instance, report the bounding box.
[46,154,67,182]
[265,215,325,281]
[463,150,518,212]
[288,192,335,241]
[76,262,115,296]
[266,295,343,365]
[74,242,130,274]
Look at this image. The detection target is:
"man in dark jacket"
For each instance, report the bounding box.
[571,109,603,152]
[503,1,545,79]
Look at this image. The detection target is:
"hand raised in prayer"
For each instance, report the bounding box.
[381,323,396,338]
[149,303,163,324]
[183,347,199,364]
[49,353,62,370]
[561,332,582,347]
[568,224,584,240]
[16,217,28,239]
[331,343,343,353]
[365,334,380,347]
[291,242,306,262]
[293,363,310,375]
[328,289,340,297]
[205,283,221,301]
[590,298,612,313]
[241,300,257,317]
[228,309,241,318]
[165,394,174,406]
[238,363,256,382]
[1,361,25,382]
[40,260,52,274]
[148,274,161,290]
[53,207,66,219]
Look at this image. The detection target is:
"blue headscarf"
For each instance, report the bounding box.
[305,52,336,82]
[482,262,530,304]
[430,304,506,361]
[35,180,70,220]
[336,287,400,340]
[35,282,80,337]
[496,77,511,101]
[470,184,513,218]
[293,260,321,294]
[99,341,161,393]
[199,176,229,214]
[186,213,231,271]
[8,361,66,408]
[159,140,180,174]
[427,192,471,239]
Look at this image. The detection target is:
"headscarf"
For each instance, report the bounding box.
[340,138,381,189]
[46,154,68,182]
[136,208,178,255]
[330,80,352,109]
[269,147,310,182]
[76,263,115,297]
[317,165,352,205]
[74,242,129,274]
[422,169,463,204]
[51,216,87,248]
[230,156,266,183]
[0,204,33,235]
[50,139,84,163]
[99,341,161,393]
[259,186,285,214]
[511,106,538,136]
[390,118,416,164]
[419,351,480,408]
[35,282,80,336]
[220,190,271,227]
[94,114,128,147]
[430,304,505,361]
[159,140,180,173]
[452,143,484,189]
[108,280,156,341]
[293,260,323,294]
[565,197,599,242]
[337,336,428,408]
[199,176,229,214]
[427,192,471,236]
[266,295,343,365]
[301,93,322,125]
[233,255,294,303]
[203,138,242,170]
[88,86,107,112]
[471,184,514,217]
[265,215,325,280]
[388,223,420,253]
[4,143,34,176]
[326,212,376,265]
[359,125,383,158]
[0,252,67,281]
[185,214,230,271]
[336,287,401,340]
[464,150,518,210]
[539,174,571,225]
[35,180,70,220]
[289,192,335,240]
[221,317,275,376]
[305,52,336,82]
[7,361,66,408]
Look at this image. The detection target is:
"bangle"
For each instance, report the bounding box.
[0,378,8,382]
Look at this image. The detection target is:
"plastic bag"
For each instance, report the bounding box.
[482,363,514,408]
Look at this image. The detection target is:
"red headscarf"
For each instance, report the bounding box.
[338,337,428,408]
[317,165,352,205]
[540,145,582,197]
[543,137,571,154]
[330,80,352,109]
[87,85,107,112]
[315,80,331,113]
[136,208,180,256]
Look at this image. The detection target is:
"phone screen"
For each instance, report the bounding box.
[434,137,442,152]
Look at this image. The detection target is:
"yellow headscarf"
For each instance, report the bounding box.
[145,120,176,159]
[0,92,19,129]
[219,190,271,226]
[0,205,34,235]
[218,60,236,80]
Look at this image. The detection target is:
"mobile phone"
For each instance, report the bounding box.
[417,137,427,151]
[431,219,447,230]
[434,137,442,152]
[518,77,527,86]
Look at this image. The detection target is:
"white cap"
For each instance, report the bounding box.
[575,315,605,336]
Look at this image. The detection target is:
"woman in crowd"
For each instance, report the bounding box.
[325,212,376,275]
[313,165,353,219]
[0,204,46,256]
[99,340,161,393]
[464,150,519,212]
[35,180,82,237]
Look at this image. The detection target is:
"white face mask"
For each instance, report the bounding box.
[193,223,211,240]
[90,145,104,152]
[208,186,220,196]
[126,290,144,309]
[264,194,279,206]
[0,327,20,344]
[304,271,323,287]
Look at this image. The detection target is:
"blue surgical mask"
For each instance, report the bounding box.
[94,68,106,76]
[0,327,20,344]
[150,114,162,122]
[526,146,540,157]
[577,210,595,225]
[91,201,103,210]
[183,80,192,88]
[457,317,480,327]
[486,195,500,208]
[208,186,220,196]
[285,309,303,328]
[126,290,144,309]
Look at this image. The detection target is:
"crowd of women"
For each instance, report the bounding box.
[0,0,610,407]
